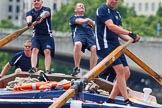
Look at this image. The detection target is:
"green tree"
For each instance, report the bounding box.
[51,0,136,32]
[51,0,161,37]
[116,1,136,18]
[0,19,15,28]
[156,6,162,17]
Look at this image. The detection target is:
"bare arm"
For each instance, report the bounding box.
[26,16,33,24]
[75,18,95,27]
[105,19,130,36]
[0,63,11,78]
[26,16,33,29]
[36,11,50,24]
[26,11,50,27]
[86,18,95,27]
[105,19,140,42]
[40,11,50,18]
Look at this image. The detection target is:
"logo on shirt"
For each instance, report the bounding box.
[46,45,51,49]
[115,15,119,20]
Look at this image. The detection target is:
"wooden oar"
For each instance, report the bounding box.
[49,39,134,108]
[0,21,38,48]
[124,48,162,85]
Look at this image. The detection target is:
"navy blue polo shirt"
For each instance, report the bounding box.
[9,51,31,71]
[69,15,94,38]
[95,4,122,50]
[26,6,52,36]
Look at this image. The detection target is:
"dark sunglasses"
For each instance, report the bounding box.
[33,0,41,2]
[24,46,31,48]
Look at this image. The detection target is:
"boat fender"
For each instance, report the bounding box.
[143,88,152,102]
[70,100,82,108]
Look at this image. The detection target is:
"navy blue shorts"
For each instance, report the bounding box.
[98,66,116,82]
[32,35,55,57]
[97,45,128,82]
[97,46,128,66]
[73,34,96,53]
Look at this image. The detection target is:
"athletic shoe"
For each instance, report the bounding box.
[106,98,115,103]
[71,67,80,76]
[46,70,52,74]
[37,71,50,82]
[28,67,36,73]
[124,99,133,106]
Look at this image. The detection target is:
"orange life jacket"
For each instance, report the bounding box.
[13,81,71,91]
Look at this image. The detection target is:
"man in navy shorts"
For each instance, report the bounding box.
[95,0,140,106]
[26,0,55,74]
[69,2,97,76]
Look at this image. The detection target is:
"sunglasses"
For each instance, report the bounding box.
[24,46,31,48]
[33,0,41,2]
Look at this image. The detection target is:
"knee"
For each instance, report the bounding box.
[90,46,96,54]
[32,48,39,54]
[74,42,82,49]
[44,49,51,56]
[115,68,125,77]
[125,69,131,79]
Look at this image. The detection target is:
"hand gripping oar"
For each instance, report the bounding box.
[124,48,162,85]
[49,39,134,108]
[0,21,38,48]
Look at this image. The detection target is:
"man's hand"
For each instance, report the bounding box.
[27,22,34,29]
[85,18,95,27]
[128,32,140,43]
[15,68,22,74]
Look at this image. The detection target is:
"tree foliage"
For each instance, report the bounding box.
[156,6,162,17]
[51,0,162,37]
[0,19,14,28]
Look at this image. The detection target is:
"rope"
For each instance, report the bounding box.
[6,77,39,91]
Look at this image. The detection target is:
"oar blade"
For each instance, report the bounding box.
[0,21,38,48]
[124,48,162,85]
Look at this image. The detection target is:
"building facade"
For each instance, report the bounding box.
[0,0,72,26]
[123,0,162,16]
[0,0,162,26]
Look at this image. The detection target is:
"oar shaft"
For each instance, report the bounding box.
[49,89,76,108]
[84,39,134,81]
[124,48,162,85]
[0,21,38,48]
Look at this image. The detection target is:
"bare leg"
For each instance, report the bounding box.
[109,66,130,99]
[109,64,128,100]
[89,45,97,70]
[44,49,51,71]
[73,42,82,68]
[31,48,39,69]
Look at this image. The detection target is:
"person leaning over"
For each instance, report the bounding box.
[69,2,97,76]
[0,40,32,78]
[26,0,55,74]
[95,0,140,106]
